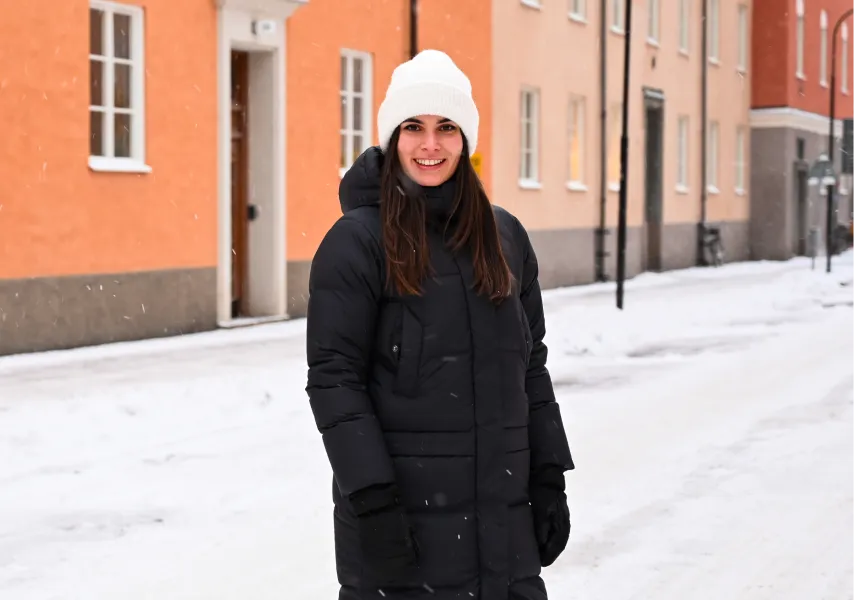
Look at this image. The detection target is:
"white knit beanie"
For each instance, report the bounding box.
[377,49,479,155]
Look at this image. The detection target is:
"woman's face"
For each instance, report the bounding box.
[396,114,464,187]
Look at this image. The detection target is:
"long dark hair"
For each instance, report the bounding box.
[380,127,513,304]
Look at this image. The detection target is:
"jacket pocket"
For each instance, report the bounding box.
[393,305,423,397]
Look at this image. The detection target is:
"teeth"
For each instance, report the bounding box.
[415,159,445,166]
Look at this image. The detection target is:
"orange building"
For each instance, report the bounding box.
[0,0,491,356]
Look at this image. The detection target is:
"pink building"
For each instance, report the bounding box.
[491,0,752,285]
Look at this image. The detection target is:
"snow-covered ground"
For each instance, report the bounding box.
[1,253,852,600]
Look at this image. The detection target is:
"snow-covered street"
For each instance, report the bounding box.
[1,254,852,600]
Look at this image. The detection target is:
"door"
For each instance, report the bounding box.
[231,51,249,318]
[794,166,808,255]
[643,93,665,271]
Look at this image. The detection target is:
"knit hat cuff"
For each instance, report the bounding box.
[377,81,479,155]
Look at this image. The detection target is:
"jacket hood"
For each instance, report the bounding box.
[338,146,384,214]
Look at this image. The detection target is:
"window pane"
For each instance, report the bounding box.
[90,9,104,55]
[90,59,104,106]
[340,94,348,130]
[353,96,362,131]
[115,63,131,109]
[340,133,348,169]
[352,134,363,163]
[90,111,104,156]
[115,113,132,157]
[340,56,347,91]
[353,58,363,93]
[114,13,131,60]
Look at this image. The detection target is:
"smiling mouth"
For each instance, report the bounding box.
[414,158,446,168]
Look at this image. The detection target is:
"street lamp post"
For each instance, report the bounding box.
[825,8,853,273]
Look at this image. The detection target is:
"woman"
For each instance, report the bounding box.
[306,50,574,600]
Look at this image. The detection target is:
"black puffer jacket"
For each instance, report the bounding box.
[306,147,574,600]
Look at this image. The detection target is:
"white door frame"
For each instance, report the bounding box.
[216,6,295,326]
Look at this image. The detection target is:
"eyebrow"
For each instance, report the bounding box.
[404,117,453,124]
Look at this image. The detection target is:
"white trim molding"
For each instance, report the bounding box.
[750,107,844,137]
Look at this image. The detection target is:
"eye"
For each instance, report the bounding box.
[440,124,458,132]
[402,123,421,132]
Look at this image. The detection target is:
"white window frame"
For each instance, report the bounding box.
[676,116,689,192]
[567,95,586,189]
[843,25,850,94]
[569,0,586,22]
[519,88,541,188]
[820,11,829,86]
[707,120,720,192]
[796,0,805,79]
[737,4,749,72]
[679,0,690,54]
[611,0,625,32]
[708,0,720,63]
[88,0,149,173]
[735,126,746,194]
[339,49,373,177]
[647,0,660,44]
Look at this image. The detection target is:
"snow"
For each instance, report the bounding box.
[1,252,852,600]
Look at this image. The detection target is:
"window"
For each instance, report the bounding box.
[843,25,850,93]
[735,127,746,192]
[520,88,540,184]
[708,0,720,62]
[820,11,828,86]
[677,116,689,189]
[340,50,373,174]
[679,0,690,53]
[648,0,659,43]
[737,5,749,71]
[707,120,720,190]
[569,0,585,19]
[607,103,623,190]
[568,96,585,186]
[89,1,147,171]
[796,0,805,78]
[612,0,624,31]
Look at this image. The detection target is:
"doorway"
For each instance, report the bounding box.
[643,89,665,271]
[793,164,809,256]
[231,50,250,318]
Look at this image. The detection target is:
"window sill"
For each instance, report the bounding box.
[707,185,720,195]
[518,179,542,190]
[89,156,152,173]
[520,0,542,9]
[820,81,828,88]
[675,184,689,195]
[796,73,806,81]
[610,25,624,36]
[608,182,621,192]
[679,49,690,58]
[647,37,660,48]
[568,12,586,23]
[708,57,721,67]
[737,67,747,75]
[566,181,588,192]
[735,187,746,196]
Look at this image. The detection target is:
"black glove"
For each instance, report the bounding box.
[349,483,419,581]
[529,466,570,567]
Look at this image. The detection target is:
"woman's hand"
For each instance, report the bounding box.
[350,483,419,580]
[529,466,570,567]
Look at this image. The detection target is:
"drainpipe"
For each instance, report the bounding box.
[698,0,709,265]
[595,0,609,281]
[409,0,418,59]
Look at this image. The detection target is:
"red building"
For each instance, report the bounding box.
[750,0,852,259]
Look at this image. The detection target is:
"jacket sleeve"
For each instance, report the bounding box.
[517,220,575,477]
[305,216,397,498]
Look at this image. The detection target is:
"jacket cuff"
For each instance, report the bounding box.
[348,482,401,517]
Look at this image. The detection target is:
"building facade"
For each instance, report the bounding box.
[750,0,853,260]
[492,0,752,287]
[0,0,754,357]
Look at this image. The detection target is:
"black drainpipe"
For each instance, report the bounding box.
[409,0,418,59]
[595,0,609,281]
[698,0,709,265]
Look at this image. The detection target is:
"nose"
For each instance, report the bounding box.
[420,129,440,151]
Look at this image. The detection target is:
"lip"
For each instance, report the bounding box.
[413,158,446,171]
